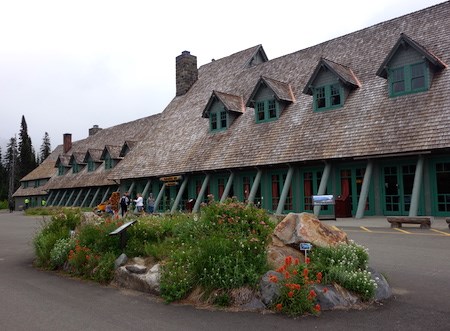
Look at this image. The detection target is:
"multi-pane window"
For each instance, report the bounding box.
[314,84,342,111]
[58,164,65,176]
[255,99,280,123]
[210,109,227,132]
[87,159,95,172]
[72,162,80,173]
[105,155,113,170]
[389,62,427,96]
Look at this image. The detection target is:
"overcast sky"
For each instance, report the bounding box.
[0,0,446,154]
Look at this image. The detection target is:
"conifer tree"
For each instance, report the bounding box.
[18,115,37,179]
[0,147,7,200]
[39,132,52,163]
[5,137,19,199]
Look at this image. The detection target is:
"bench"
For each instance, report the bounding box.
[446,218,450,229]
[387,216,432,229]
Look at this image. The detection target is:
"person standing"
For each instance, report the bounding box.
[147,193,155,213]
[134,193,144,213]
[9,199,15,213]
[120,192,130,217]
[24,198,30,210]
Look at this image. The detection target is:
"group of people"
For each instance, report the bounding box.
[119,192,155,217]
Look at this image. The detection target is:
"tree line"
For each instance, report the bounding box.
[0,115,52,201]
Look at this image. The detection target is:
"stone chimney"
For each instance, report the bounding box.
[63,133,72,154]
[89,125,102,136]
[176,51,198,96]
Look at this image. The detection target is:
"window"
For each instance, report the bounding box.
[58,164,65,176]
[34,180,40,188]
[210,109,227,132]
[255,99,280,123]
[87,159,95,172]
[314,83,342,111]
[72,162,80,173]
[105,155,113,170]
[389,62,427,97]
[23,181,29,188]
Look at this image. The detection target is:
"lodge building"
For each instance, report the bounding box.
[13,2,450,219]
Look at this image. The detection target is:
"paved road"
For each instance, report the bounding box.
[1,211,449,330]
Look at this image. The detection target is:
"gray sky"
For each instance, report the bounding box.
[0,0,446,154]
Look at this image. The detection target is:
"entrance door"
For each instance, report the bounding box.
[301,169,332,214]
[382,164,415,215]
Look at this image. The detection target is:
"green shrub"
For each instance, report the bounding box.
[33,228,68,267]
[92,252,116,283]
[50,237,76,269]
[0,200,7,210]
[310,241,376,301]
[77,220,120,256]
[160,199,275,302]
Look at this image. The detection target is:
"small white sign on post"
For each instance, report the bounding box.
[299,242,312,261]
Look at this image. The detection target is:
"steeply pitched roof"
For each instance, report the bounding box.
[69,152,87,165]
[303,58,361,95]
[247,76,295,107]
[377,33,447,78]
[202,91,245,118]
[101,145,122,160]
[110,2,450,180]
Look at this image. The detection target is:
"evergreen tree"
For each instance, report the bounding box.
[0,147,7,200]
[39,131,52,163]
[5,137,19,199]
[18,115,37,179]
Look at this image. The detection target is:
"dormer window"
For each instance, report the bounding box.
[58,164,65,176]
[314,83,343,111]
[210,109,227,132]
[72,162,80,173]
[87,159,95,172]
[389,62,427,96]
[247,76,294,123]
[304,58,360,112]
[105,155,113,170]
[255,99,280,123]
[202,91,245,133]
[377,33,446,98]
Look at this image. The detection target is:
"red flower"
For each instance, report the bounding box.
[276,303,283,311]
[284,271,291,279]
[303,268,309,278]
[316,272,323,282]
[269,275,278,283]
[294,258,299,265]
[292,269,298,275]
[276,266,285,273]
[288,291,294,298]
[285,256,292,266]
[323,287,328,293]
[305,257,311,264]
[314,304,321,312]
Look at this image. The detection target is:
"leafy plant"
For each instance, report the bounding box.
[50,237,76,269]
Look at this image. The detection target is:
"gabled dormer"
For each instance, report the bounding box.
[202,91,245,132]
[376,33,447,97]
[83,149,103,172]
[120,141,137,157]
[246,76,294,123]
[68,152,86,174]
[303,58,360,112]
[100,145,123,170]
[55,155,71,176]
[245,45,269,68]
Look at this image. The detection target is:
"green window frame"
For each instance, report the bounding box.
[314,83,343,111]
[58,164,65,176]
[72,162,79,173]
[389,62,428,97]
[23,181,29,188]
[34,179,40,188]
[105,155,113,170]
[87,159,95,172]
[255,99,280,123]
[210,109,227,132]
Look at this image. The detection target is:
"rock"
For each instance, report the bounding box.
[274,213,348,248]
[125,265,147,274]
[259,271,282,306]
[314,283,360,310]
[239,298,266,311]
[114,253,128,269]
[368,267,392,301]
[267,235,305,269]
[113,263,161,295]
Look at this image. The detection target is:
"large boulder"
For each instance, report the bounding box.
[273,212,348,248]
[113,262,161,295]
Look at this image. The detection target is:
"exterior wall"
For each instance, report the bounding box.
[389,46,423,67]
